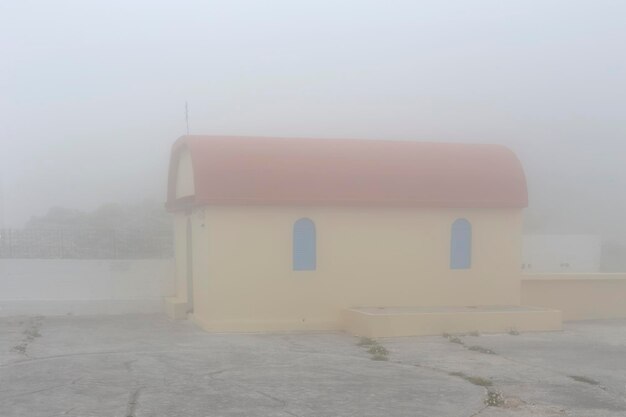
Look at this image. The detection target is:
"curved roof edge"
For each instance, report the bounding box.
[166,135,528,211]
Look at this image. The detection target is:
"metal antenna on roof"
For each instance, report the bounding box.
[185,101,190,135]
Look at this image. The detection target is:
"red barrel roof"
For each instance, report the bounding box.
[166,135,527,211]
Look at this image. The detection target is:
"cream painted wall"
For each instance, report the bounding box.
[190,209,211,322]
[173,213,189,303]
[182,206,523,332]
[172,211,209,292]
[522,273,626,321]
[175,148,195,198]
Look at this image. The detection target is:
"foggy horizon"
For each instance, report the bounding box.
[2,0,625,239]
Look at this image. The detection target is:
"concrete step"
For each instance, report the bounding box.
[343,305,562,337]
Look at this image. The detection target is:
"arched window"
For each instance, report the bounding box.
[293,218,316,271]
[450,218,472,269]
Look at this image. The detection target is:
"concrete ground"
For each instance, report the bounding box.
[1,315,625,417]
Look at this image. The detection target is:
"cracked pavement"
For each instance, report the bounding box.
[1,315,625,417]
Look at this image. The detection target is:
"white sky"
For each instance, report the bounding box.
[1,0,625,234]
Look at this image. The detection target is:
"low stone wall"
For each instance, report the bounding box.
[0,259,175,316]
[522,273,626,321]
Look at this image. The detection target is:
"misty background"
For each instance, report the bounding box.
[1,1,625,266]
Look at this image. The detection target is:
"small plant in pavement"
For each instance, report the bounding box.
[367,345,389,356]
[356,337,377,347]
[449,336,464,344]
[485,390,505,407]
[467,345,496,355]
[356,337,390,361]
[449,372,493,387]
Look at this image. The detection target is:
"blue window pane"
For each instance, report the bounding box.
[293,218,316,271]
[450,218,471,269]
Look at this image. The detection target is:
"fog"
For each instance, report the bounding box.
[2,0,625,247]
[3,3,626,414]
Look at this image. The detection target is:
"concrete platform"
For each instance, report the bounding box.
[343,305,562,337]
[3,314,626,416]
